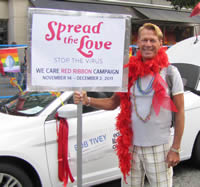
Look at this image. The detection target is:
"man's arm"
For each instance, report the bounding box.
[73,91,120,110]
[166,93,185,167]
[171,93,185,150]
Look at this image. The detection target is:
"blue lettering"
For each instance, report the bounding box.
[74,140,88,151]
[89,134,106,145]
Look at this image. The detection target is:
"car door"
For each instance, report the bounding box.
[44,92,121,187]
[172,63,200,161]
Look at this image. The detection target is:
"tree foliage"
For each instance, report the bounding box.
[167,0,200,9]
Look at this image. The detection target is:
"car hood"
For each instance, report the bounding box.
[0,112,45,131]
[0,111,29,121]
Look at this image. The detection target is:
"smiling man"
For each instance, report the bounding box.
[137,24,163,61]
[74,23,185,187]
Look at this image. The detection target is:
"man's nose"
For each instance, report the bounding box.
[146,40,152,46]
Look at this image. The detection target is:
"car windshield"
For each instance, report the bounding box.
[0,91,59,116]
[172,63,200,91]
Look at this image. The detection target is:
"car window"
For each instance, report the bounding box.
[0,92,58,116]
[46,91,114,121]
[172,63,200,90]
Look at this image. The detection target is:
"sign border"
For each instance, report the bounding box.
[27,8,131,92]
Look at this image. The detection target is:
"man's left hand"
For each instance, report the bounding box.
[166,149,180,168]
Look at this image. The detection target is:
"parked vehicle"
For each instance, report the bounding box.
[166,35,200,167]
[0,36,200,187]
[0,91,121,187]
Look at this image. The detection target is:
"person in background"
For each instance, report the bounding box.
[73,23,185,187]
[21,48,27,90]
[8,42,17,79]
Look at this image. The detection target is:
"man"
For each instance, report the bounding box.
[74,23,185,187]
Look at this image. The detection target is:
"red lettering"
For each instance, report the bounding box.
[77,35,112,58]
[67,36,73,44]
[83,25,91,33]
[45,21,104,43]
[77,35,93,58]
[74,24,82,33]
[45,21,57,41]
[74,38,78,44]
[57,23,66,40]
[104,41,112,49]
[95,41,103,50]
[67,24,74,32]
[86,40,93,49]
[92,22,103,34]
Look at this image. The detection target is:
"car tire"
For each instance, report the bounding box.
[192,132,200,167]
[0,162,34,187]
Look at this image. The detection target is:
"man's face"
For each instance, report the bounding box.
[137,28,162,62]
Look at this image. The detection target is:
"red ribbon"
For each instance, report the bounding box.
[152,73,177,116]
[55,113,75,187]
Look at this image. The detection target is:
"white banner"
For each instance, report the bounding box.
[28,8,131,92]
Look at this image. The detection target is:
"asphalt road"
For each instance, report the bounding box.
[94,160,200,187]
[145,160,200,187]
[173,160,200,187]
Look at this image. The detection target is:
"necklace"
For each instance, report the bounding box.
[133,82,153,122]
[136,76,154,95]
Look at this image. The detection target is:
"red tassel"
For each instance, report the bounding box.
[55,113,75,187]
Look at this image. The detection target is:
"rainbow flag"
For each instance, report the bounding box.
[0,48,20,72]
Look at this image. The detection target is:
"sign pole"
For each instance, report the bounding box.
[77,102,83,187]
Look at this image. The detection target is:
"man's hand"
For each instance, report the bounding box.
[166,149,180,168]
[73,91,90,106]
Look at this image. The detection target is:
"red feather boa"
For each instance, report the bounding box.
[116,48,177,182]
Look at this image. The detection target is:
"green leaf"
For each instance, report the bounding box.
[167,0,200,9]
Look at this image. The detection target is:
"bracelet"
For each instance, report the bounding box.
[170,147,181,154]
[86,97,91,106]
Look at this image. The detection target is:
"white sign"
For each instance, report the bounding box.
[28,8,131,91]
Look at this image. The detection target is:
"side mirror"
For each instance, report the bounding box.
[57,104,77,119]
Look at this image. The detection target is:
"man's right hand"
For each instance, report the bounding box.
[73,91,90,106]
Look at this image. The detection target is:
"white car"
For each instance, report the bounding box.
[0,91,121,187]
[1,37,200,187]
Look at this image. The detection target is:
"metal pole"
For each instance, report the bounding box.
[77,102,83,187]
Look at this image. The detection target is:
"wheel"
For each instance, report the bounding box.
[192,132,200,167]
[0,162,33,187]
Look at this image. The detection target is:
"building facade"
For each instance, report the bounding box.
[0,0,200,45]
[0,0,30,44]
